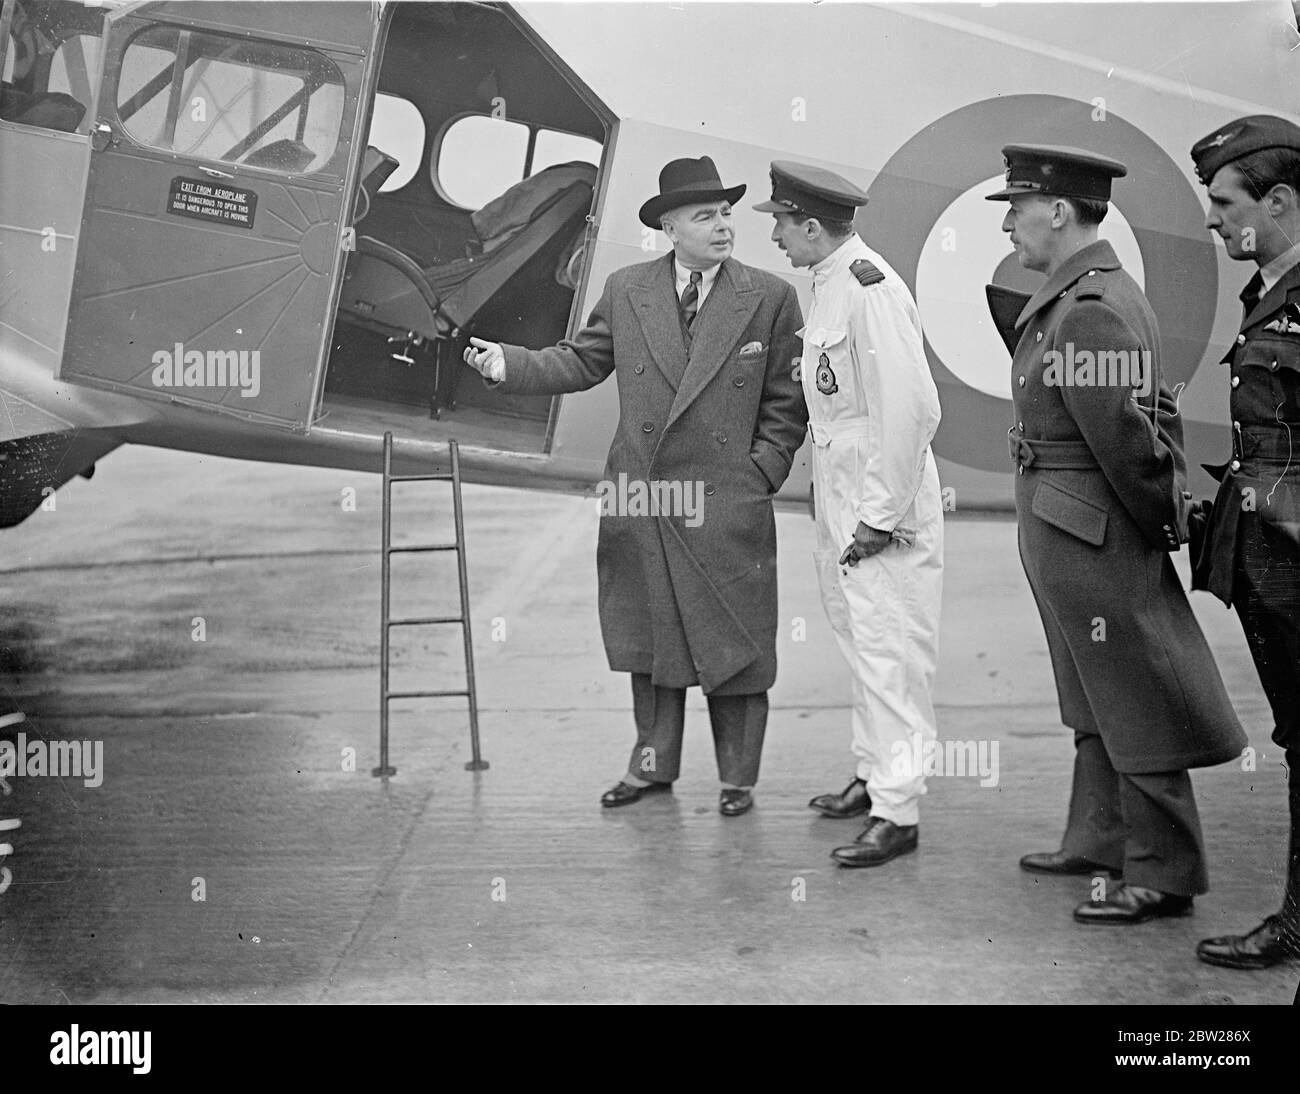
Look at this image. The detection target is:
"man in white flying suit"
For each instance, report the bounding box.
[759,160,944,868]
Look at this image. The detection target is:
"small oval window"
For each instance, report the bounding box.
[435,114,530,209]
[366,93,424,192]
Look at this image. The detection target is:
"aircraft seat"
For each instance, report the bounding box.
[0,84,84,132]
[241,139,317,173]
[339,162,595,341]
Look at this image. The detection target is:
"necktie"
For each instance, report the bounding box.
[681,270,702,328]
[1240,272,1265,318]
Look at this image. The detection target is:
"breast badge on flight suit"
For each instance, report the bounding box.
[815,352,837,394]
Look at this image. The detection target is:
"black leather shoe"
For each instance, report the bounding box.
[719,788,753,816]
[1196,915,1300,970]
[831,817,918,868]
[1073,883,1193,924]
[1020,849,1118,877]
[600,780,671,808]
[808,777,871,819]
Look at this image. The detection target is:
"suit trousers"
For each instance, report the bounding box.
[1060,732,1210,896]
[625,673,767,787]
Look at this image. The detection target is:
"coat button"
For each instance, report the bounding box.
[1231,376,1241,388]
[1271,360,1280,371]
[1035,331,1043,342]
[641,421,654,433]
[1237,334,1247,345]
[715,432,728,444]
[1162,524,1172,531]
[1017,375,1026,387]
[703,483,716,496]
[634,364,644,374]
[733,377,745,387]
[1230,459,1242,472]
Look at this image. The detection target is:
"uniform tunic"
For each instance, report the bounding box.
[1009,240,1245,772]
[801,235,944,826]
[1192,258,1300,752]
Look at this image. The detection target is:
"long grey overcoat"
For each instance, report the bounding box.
[1007,240,1245,773]
[498,253,807,694]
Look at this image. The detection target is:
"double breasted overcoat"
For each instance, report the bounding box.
[497,252,807,694]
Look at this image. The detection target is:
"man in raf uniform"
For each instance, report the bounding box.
[987,145,1246,923]
[1189,116,1300,969]
[463,157,807,817]
[758,162,944,868]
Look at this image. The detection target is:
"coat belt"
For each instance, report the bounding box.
[808,417,872,446]
[1008,427,1100,470]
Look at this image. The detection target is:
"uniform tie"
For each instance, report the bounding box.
[681,270,703,328]
[1240,272,1265,318]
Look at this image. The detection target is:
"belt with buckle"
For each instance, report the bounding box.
[1237,422,1300,465]
[1008,428,1100,471]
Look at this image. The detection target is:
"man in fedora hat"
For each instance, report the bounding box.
[464,156,807,816]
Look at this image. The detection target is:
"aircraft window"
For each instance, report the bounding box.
[366,92,423,193]
[436,114,530,209]
[47,31,99,107]
[435,113,602,210]
[531,128,601,175]
[1,1,104,133]
[115,24,345,175]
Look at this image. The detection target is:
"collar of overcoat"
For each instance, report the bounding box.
[627,253,762,431]
[1014,238,1123,330]
[1243,258,1300,331]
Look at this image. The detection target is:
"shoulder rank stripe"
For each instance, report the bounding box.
[850,259,884,286]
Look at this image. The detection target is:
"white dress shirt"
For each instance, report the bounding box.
[674,259,720,309]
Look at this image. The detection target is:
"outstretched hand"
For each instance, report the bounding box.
[463,336,505,382]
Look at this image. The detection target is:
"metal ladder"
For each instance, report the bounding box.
[374,431,488,777]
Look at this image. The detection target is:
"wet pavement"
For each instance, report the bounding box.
[0,445,1295,1004]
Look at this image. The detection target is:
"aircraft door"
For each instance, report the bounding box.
[59,1,380,429]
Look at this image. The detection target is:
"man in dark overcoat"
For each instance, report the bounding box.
[1188,116,1300,969]
[986,145,1246,924]
[463,156,807,816]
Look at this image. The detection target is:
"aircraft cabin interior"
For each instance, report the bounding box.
[1,0,610,455]
[326,2,608,451]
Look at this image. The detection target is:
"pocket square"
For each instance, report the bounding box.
[739,341,766,358]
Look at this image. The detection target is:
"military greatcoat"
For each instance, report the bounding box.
[1008,239,1245,773]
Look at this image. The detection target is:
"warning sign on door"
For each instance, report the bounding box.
[167,177,258,229]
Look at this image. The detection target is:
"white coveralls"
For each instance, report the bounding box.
[802,235,944,826]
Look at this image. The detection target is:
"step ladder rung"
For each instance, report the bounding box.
[377,432,487,777]
[386,689,469,700]
[388,615,464,627]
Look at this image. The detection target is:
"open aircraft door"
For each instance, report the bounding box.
[59,1,381,429]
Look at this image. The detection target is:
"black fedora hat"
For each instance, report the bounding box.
[638,156,747,229]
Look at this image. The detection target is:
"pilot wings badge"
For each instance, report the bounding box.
[1264,302,1300,336]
